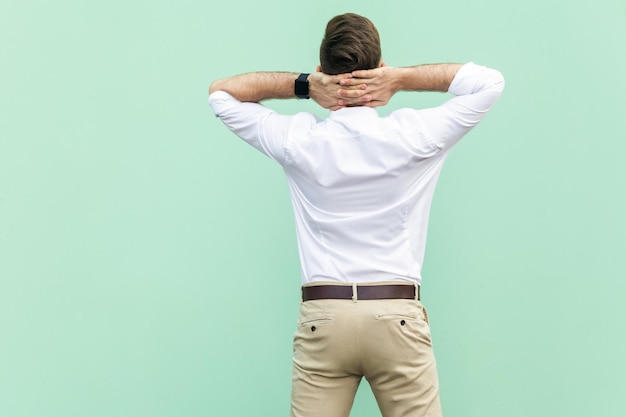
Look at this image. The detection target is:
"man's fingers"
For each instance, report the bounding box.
[337,94,373,108]
[339,84,366,91]
[337,86,367,98]
[363,99,387,108]
[331,73,353,83]
[351,69,375,79]
[339,78,369,87]
[314,72,352,86]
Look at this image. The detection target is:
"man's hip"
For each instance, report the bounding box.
[291,281,441,417]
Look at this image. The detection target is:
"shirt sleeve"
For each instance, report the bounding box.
[417,62,505,151]
[208,91,294,164]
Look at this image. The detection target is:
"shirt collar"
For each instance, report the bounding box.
[328,106,379,119]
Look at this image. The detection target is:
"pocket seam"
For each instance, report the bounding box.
[375,313,420,321]
[298,317,335,327]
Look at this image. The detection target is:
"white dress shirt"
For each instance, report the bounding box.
[209,62,504,285]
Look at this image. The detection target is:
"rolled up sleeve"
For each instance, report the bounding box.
[209,91,293,164]
[418,62,505,150]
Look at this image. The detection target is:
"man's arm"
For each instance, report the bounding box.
[339,62,505,150]
[338,64,463,107]
[209,72,296,102]
[208,71,371,164]
[209,72,371,110]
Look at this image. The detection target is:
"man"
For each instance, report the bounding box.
[209,13,504,417]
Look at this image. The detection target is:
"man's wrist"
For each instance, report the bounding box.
[308,73,327,100]
[381,67,404,94]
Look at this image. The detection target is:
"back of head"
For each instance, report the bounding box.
[320,13,381,75]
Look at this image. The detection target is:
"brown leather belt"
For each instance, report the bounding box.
[302,284,419,301]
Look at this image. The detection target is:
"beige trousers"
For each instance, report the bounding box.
[291,282,442,417]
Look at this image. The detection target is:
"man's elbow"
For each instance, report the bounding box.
[490,69,505,95]
[209,80,223,96]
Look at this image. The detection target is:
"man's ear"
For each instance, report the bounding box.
[380,61,387,68]
[316,65,322,72]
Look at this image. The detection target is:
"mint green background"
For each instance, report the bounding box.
[1,1,625,416]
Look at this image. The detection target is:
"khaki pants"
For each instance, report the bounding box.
[291,282,442,417]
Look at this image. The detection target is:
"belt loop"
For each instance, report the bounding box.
[414,283,419,301]
[352,283,358,303]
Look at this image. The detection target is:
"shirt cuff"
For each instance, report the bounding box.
[447,62,483,96]
[208,90,241,116]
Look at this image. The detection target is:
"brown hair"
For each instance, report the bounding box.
[319,13,382,75]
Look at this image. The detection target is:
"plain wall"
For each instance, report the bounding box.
[1,1,625,416]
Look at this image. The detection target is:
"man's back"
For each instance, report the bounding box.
[281,106,449,284]
[209,62,504,284]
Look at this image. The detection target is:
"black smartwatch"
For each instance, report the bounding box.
[295,73,310,99]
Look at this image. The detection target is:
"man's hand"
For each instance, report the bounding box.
[338,66,400,108]
[209,71,377,109]
[309,72,372,110]
[337,64,463,108]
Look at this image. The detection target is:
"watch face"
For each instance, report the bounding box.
[295,82,308,96]
[295,74,310,98]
